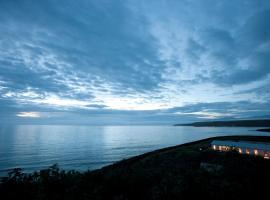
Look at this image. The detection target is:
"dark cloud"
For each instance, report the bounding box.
[204,9,270,85]
[0,0,270,124]
[239,9,270,47]
[1,100,269,125]
[0,0,165,93]
[185,38,206,61]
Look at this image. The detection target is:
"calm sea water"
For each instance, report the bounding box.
[0,125,269,176]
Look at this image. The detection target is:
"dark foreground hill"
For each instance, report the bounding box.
[1,135,270,200]
[175,119,270,127]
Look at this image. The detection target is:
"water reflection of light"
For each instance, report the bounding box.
[1,125,270,176]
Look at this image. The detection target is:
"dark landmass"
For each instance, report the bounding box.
[1,135,270,200]
[175,119,270,127]
[256,128,270,132]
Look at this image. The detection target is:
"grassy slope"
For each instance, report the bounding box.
[1,135,270,200]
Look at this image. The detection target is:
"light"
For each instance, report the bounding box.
[33,95,90,108]
[213,145,216,150]
[17,112,41,118]
[238,148,242,154]
[246,149,250,154]
[254,149,258,155]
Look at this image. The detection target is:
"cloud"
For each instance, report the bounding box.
[0,0,270,124]
[17,112,41,118]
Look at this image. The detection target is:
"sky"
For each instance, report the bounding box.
[0,0,270,125]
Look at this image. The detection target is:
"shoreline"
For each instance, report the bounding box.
[2,134,270,176]
[256,128,270,132]
[2,135,270,199]
[174,119,270,127]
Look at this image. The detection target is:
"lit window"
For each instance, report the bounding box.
[213,145,216,150]
[254,149,258,155]
[238,148,242,153]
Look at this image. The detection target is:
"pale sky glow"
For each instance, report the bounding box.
[175,111,235,120]
[101,96,170,111]
[0,0,270,124]
[17,112,41,118]
[32,95,92,108]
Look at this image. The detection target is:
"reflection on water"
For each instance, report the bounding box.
[0,125,269,176]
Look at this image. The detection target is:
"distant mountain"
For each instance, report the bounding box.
[175,119,270,127]
[256,128,270,132]
[244,115,270,120]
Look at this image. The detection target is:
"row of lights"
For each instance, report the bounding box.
[212,145,269,159]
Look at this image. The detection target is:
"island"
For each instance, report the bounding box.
[256,128,270,132]
[174,119,270,127]
[1,135,270,200]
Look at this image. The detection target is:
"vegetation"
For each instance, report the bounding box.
[1,136,270,200]
[175,119,270,127]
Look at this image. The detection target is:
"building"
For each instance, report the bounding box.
[211,140,270,159]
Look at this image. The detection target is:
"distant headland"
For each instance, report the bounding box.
[174,119,270,127]
[256,128,270,132]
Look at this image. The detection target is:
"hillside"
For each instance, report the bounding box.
[1,135,270,200]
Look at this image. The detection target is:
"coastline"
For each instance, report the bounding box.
[2,135,270,199]
[256,128,270,132]
[175,119,270,127]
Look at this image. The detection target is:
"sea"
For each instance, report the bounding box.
[1,125,269,177]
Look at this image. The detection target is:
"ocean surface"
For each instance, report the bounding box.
[0,125,269,176]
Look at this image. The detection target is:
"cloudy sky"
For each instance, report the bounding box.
[0,0,270,125]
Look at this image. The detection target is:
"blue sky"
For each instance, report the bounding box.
[0,0,270,124]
